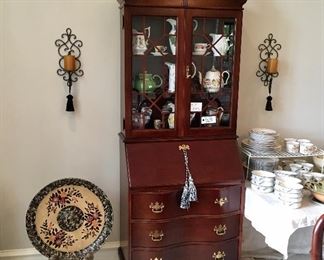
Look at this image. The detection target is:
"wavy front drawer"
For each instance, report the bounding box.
[131,185,241,219]
[132,238,239,260]
[131,214,240,247]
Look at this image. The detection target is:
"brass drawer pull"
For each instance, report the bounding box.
[212,251,226,259]
[214,197,228,207]
[150,258,162,260]
[149,230,164,242]
[214,224,227,236]
[149,202,165,214]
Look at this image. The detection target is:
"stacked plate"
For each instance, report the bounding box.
[251,170,276,193]
[242,128,281,153]
[274,179,304,208]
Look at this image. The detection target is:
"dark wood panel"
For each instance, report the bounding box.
[131,239,239,259]
[131,185,241,219]
[126,139,244,188]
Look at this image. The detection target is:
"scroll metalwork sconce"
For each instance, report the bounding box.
[256,33,282,111]
[55,28,84,112]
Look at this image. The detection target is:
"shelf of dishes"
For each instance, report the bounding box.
[132,17,234,57]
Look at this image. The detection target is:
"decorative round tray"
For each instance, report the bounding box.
[26,178,113,259]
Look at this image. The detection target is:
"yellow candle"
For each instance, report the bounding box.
[64,55,76,71]
[266,58,278,74]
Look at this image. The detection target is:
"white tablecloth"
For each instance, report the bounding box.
[244,182,324,259]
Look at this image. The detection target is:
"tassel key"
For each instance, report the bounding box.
[66,94,74,112]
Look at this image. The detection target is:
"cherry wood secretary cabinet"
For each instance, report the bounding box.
[117,1,247,259]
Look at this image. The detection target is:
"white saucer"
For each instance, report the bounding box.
[151,52,168,56]
[192,51,211,56]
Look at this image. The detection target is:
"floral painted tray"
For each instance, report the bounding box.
[26,178,113,259]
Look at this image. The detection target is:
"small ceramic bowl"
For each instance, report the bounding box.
[289,163,302,172]
[251,183,274,193]
[275,181,303,194]
[281,201,302,209]
[275,176,302,185]
[274,170,299,178]
[309,172,324,182]
[301,163,314,172]
[302,172,314,183]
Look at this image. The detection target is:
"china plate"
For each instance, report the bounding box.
[26,178,113,259]
[249,128,277,135]
[192,51,211,56]
[151,52,168,56]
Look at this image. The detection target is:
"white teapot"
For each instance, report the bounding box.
[132,27,150,55]
[203,65,230,93]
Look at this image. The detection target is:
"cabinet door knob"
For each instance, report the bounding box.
[214,224,227,236]
[149,202,165,214]
[149,230,164,242]
[214,197,228,207]
[150,258,162,260]
[212,251,226,259]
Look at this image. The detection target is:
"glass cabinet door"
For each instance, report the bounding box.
[188,16,236,131]
[131,15,178,132]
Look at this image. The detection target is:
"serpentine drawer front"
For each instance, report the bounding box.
[131,238,239,260]
[131,214,240,247]
[131,186,241,219]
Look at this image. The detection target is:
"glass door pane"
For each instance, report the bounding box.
[189,17,235,129]
[131,15,177,131]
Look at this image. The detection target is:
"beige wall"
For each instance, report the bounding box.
[238,0,324,147]
[0,0,121,251]
[0,0,323,257]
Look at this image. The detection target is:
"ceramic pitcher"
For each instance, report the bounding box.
[209,33,232,56]
[132,27,150,55]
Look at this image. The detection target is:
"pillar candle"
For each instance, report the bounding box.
[64,54,76,71]
[266,58,278,74]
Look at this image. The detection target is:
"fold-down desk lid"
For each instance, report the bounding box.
[125,139,244,188]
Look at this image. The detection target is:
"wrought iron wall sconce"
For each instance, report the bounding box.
[55,28,84,112]
[256,33,282,111]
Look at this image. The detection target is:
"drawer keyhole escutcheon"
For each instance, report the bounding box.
[214,197,228,207]
[149,202,165,214]
[212,251,226,259]
[214,224,227,236]
[149,230,164,242]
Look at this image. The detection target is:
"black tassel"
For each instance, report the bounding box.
[265,76,273,111]
[265,95,273,111]
[66,94,75,112]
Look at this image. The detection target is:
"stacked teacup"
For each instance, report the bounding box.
[284,137,318,155]
[251,170,276,193]
[274,178,304,208]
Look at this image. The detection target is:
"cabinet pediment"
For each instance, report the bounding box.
[118,0,247,9]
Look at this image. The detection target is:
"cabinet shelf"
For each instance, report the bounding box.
[241,147,324,177]
[241,147,324,159]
